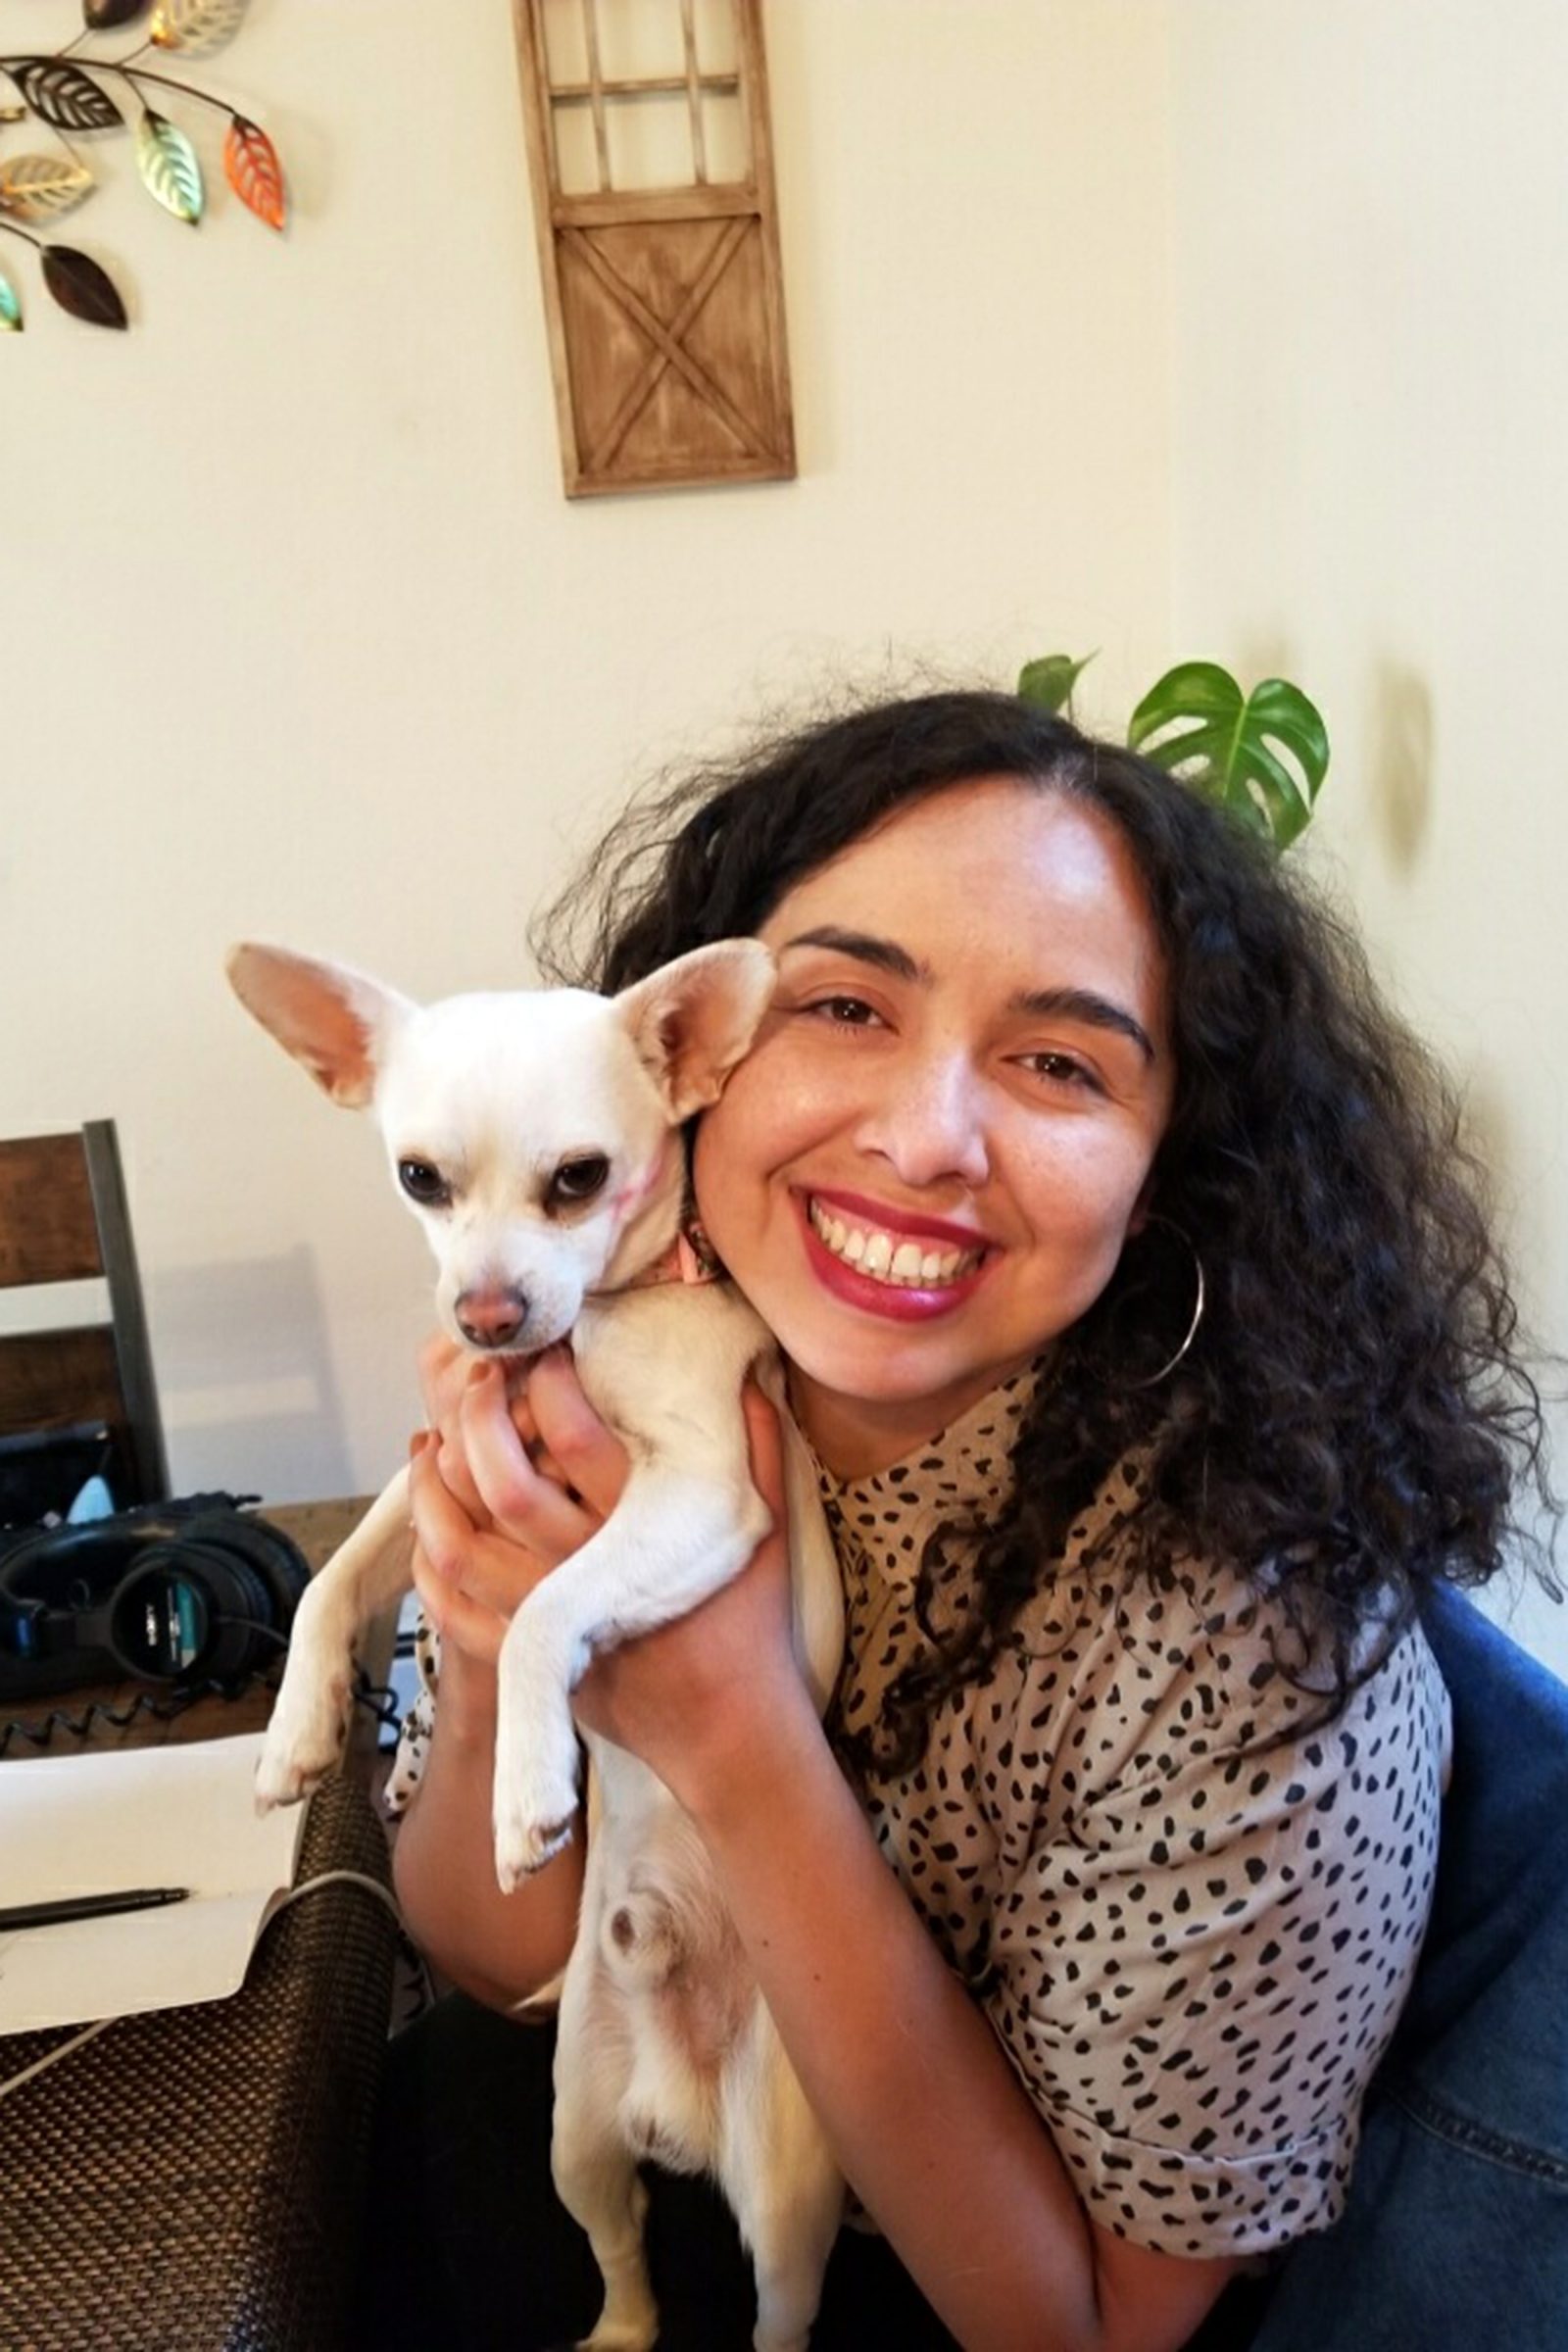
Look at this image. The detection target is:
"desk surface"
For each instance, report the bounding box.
[0,1495,390,1758]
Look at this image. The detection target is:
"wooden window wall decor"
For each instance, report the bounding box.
[512,0,795,497]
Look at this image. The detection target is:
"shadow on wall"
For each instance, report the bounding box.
[151,1245,354,1503]
[1200,640,1436,880]
[1370,661,1435,877]
[1457,1060,1519,1214]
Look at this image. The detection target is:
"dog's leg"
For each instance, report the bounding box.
[254,1467,415,1810]
[492,1471,769,1887]
[719,2000,844,2352]
[551,1940,659,2352]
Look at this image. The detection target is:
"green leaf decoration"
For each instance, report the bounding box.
[135,109,204,224]
[41,242,127,327]
[0,271,22,331]
[84,0,150,25]
[1128,663,1329,850]
[1017,652,1097,718]
[0,153,95,224]
[9,58,123,133]
[150,0,251,56]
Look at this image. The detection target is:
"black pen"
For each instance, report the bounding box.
[0,1886,190,1934]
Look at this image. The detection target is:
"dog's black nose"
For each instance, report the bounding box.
[456,1287,528,1349]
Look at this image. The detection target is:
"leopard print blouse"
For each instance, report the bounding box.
[388,1363,1451,2259]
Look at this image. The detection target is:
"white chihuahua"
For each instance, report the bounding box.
[227,940,845,2352]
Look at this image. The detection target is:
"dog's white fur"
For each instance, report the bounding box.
[227,940,845,2352]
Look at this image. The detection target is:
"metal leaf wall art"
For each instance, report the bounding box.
[0,0,286,331]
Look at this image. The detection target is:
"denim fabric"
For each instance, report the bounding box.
[1250,1584,1568,2352]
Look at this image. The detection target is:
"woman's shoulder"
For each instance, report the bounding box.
[987,1457,1451,1823]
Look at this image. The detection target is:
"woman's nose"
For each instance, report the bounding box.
[855,1051,990,1191]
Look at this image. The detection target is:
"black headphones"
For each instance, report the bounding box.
[0,1495,309,1703]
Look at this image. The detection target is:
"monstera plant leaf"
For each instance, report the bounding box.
[1017,651,1097,718]
[1127,663,1329,849]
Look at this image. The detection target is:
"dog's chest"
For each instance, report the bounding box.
[572,1281,771,1464]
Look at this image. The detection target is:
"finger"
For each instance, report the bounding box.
[411,1440,552,1615]
[434,1424,490,1526]
[529,1347,630,1520]
[432,1360,522,1524]
[416,1331,467,1429]
[462,1368,598,1561]
[409,1435,479,1581]
[530,1446,572,1494]
[411,1539,506,1666]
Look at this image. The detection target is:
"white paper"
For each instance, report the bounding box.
[0,1735,308,2033]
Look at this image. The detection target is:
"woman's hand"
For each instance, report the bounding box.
[409,1343,627,1672]
[570,1382,808,1812]
[410,1341,809,1809]
[416,1333,604,1535]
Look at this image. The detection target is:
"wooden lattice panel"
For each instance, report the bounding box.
[512,0,795,496]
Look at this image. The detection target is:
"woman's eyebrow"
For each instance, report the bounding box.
[1009,986,1155,1064]
[781,929,1156,1063]
[779,926,925,982]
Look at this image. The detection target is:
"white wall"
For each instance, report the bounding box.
[2,2,1173,1500]
[14,2,1558,1671]
[1168,1,1568,1670]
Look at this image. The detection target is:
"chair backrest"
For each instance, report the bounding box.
[0,1121,170,1517]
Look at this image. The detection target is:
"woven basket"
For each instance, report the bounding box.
[0,1775,396,2352]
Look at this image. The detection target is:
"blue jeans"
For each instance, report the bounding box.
[1250,1585,1568,2350]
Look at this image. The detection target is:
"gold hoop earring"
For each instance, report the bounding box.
[1125,1216,1205,1390]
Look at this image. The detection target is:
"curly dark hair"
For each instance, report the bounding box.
[535,689,1560,1766]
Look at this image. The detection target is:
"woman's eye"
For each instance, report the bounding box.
[548,1153,611,1208]
[1020,1053,1100,1093]
[804,995,880,1027]
[398,1158,452,1207]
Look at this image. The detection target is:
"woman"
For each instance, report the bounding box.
[361,693,1554,2352]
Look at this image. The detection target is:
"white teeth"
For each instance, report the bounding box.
[808,1198,984,1289]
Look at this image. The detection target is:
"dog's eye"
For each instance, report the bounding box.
[548,1154,611,1209]
[398,1159,452,1208]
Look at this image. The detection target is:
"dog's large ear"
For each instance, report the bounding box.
[225,944,416,1109]
[614,940,776,1122]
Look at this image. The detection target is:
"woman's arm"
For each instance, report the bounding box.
[420,1367,1239,2352]
[671,1670,1236,2352]
[390,1615,584,2009]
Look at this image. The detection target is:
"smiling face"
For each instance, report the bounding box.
[691,777,1176,1475]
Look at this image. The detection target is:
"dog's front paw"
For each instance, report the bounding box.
[492,1773,579,1889]
[254,1676,352,1814]
[492,1726,581,1889]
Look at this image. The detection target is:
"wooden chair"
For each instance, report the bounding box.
[0,1121,170,1517]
